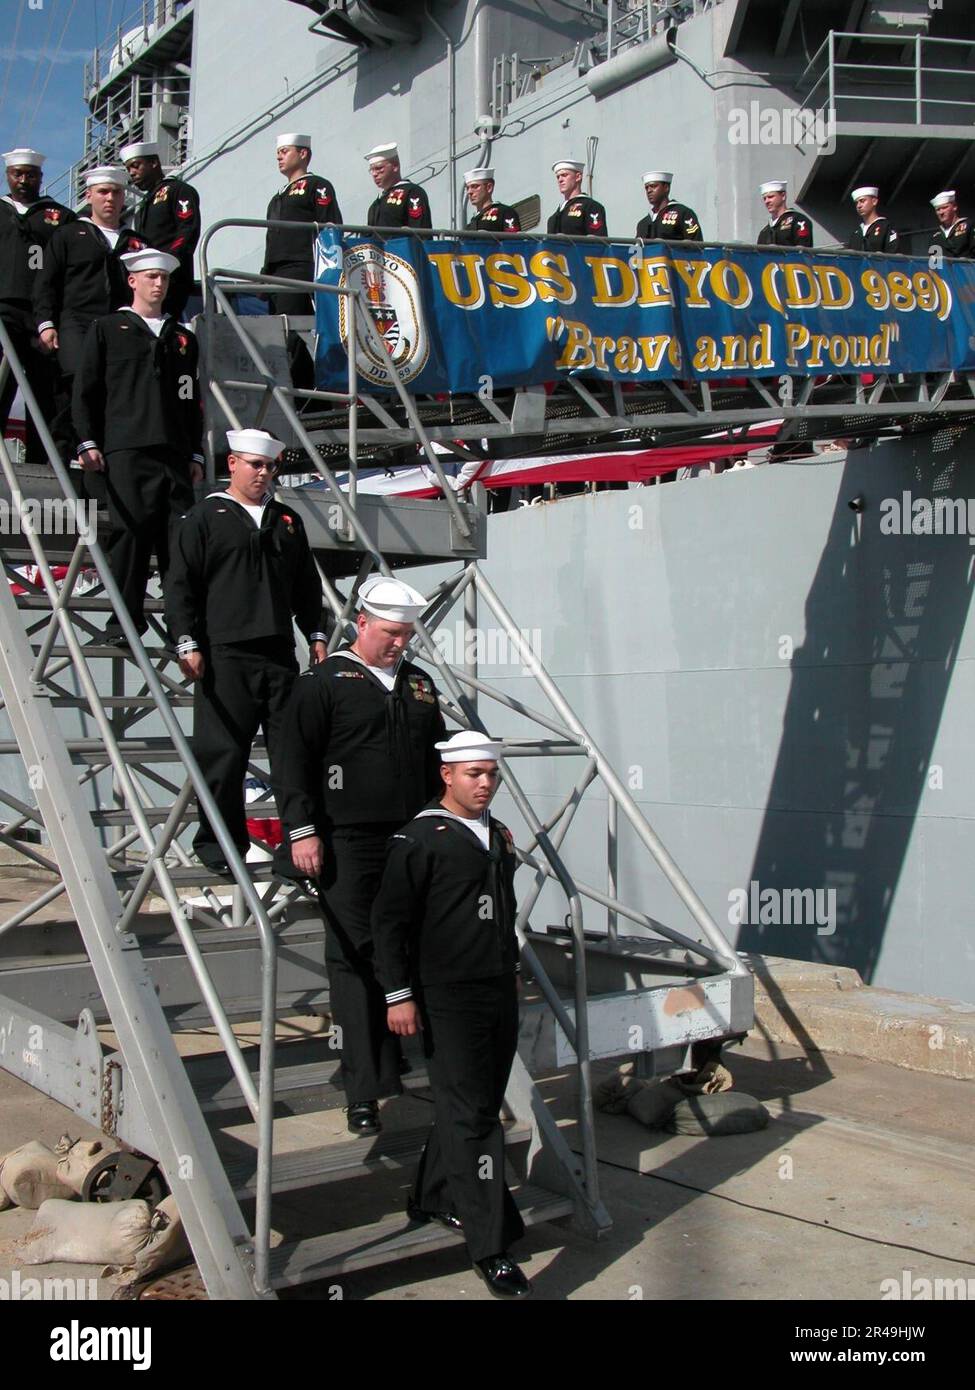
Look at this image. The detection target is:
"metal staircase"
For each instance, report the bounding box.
[0,230,755,1297]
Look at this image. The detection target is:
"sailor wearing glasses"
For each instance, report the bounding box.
[164,427,328,872]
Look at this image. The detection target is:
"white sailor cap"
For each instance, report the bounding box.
[931,190,956,208]
[85,165,128,189]
[226,428,285,461]
[759,180,787,196]
[642,170,673,184]
[3,148,45,168]
[120,141,160,163]
[464,167,494,184]
[120,249,180,274]
[436,730,503,764]
[366,143,399,164]
[552,159,584,174]
[358,574,426,623]
[276,132,312,150]
[851,186,879,200]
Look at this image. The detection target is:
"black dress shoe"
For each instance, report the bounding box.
[346,1101,381,1135]
[405,1198,462,1232]
[474,1253,532,1299]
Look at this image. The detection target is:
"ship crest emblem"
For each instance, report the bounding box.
[337,242,429,389]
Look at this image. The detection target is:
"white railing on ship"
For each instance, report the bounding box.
[799,31,975,129]
[84,0,188,95]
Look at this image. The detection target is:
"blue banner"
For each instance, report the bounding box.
[313,227,975,394]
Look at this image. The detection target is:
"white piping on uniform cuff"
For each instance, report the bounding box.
[385,988,413,1004]
[78,440,98,453]
[309,632,328,641]
[176,639,199,656]
[289,826,315,842]
[37,320,54,333]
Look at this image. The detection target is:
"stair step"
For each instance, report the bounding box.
[34,646,177,660]
[227,1122,530,1197]
[269,1185,573,1287]
[90,802,276,826]
[0,737,264,763]
[186,1044,425,1116]
[51,694,193,708]
[14,595,165,611]
[112,863,278,887]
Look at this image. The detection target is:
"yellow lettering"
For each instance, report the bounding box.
[748,323,773,369]
[828,334,850,368]
[554,319,595,369]
[614,337,642,373]
[585,256,637,307]
[861,268,889,311]
[848,336,870,368]
[784,322,810,367]
[762,262,784,316]
[530,250,576,305]
[807,333,828,368]
[720,334,748,369]
[425,253,485,309]
[638,335,673,371]
[671,259,711,307]
[781,263,820,309]
[692,336,720,371]
[812,265,853,311]
[592,335,616,370]
[486,253,534,308]
[633,258,674,306]
[709,259,753,308]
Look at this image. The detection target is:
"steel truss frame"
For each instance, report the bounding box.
[0,218,762,1293]
[199,233,751,1230]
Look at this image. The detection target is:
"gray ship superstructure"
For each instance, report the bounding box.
[39,0,975,1004]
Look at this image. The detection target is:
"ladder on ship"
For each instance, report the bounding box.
[0,230,752,1298]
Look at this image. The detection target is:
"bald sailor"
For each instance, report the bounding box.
[277,575,446,1134]
[373,729,530,1298]
[0,147,73,463]
[121,141,202,318]
[546,159,606,236]
[165,428,328,871]
[756,180,813,247]
[365,143,432,229]
[464,168,521,232]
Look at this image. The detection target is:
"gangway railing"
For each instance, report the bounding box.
[1,212,779,1292]
[203,221,975,475]
[799,31,975,129]
[0,318,279,1297]
[201,217,753,1229]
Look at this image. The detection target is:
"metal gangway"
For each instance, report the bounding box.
[0,221,759,1297]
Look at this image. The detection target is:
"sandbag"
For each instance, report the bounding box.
[0,1141,77,1210]
[19,1198,154,1268]
[625,1077,684,1130]
[666,1091,770,1136]
[127,1196,191,1279]
[18,1195,190,1277]
[54,1134,119,1196]
[676,1059,734,1096]
[593,1064,645,1115]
